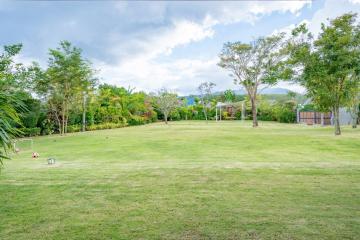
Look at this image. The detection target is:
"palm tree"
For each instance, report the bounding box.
[0,93,23,164]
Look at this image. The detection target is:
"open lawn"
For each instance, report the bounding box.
[0,121,359,239]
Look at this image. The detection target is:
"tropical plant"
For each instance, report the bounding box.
[0,93,23,164]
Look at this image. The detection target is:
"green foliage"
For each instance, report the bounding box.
[218,33,285,127]
[276,109,296,123]
[223,89,236,102]
[155,89,179,124]
[284,13,360,134]
[19,127,41,137]
[0,94,24,163]
[0,44,33,93]
[34,41,97,135]
[128,116,145,126]
[67,125,81,133]
[257,101,276,121]
[273,101,297,123]
[301,104,317,112]
[86,122,127,131]
[40,118,55,135]
[20,97,41,128]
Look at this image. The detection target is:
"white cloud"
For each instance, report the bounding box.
[268,0,360,94]
[96,1,313,94]
[95,19,217,95]
[96,57,230,96]
[349,0,360,4]
[307,0,360,34]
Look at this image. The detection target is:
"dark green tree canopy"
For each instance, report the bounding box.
[283,13,360,134]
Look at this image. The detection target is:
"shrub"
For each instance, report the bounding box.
[85,122,127,131]
[222,111,229,119]
[67,125,81,133]
[40,118,55,135]
[128,116,145,126]
[235,111,242,120]
[257,100,276,121]
[20,127,41,137]
[169,111,181,121]
[277,109,296,123]
[148,111,158,122]
[301,104,316,111]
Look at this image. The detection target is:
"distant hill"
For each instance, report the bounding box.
[181,88,294,106]
[210,88,290,96]
[233,88,290,95]
[183,88,292,98]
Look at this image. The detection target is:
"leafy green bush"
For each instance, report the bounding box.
[277,109,296,123]
[301,104,316,111]
[148,111,158,122]
[86,122,127,131]
[40,118,54,135]
[67,125,81,133]
[20,127,41,137]
[128,116,145,126]
[170,111,181,121]
[257,100,276,121]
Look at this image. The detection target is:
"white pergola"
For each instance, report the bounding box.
[215,101,246,121]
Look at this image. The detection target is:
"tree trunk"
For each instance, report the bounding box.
[333,106,341,135]
[54,111,61,135]
[61,101,65,135]
[65,104,69,134]
[164,113,168,124]
[351,104,358,129]
[250,96,258,127]
[203,104,208,123]
[82,94,86,132]
[65,115,68,134]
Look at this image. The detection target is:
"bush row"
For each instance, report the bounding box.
[19,127,41,137]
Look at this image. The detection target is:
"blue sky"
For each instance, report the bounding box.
[1,0,360,95]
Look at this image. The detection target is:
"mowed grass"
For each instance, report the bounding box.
[0,121,360,240]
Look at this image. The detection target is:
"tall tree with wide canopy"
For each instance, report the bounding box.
[283,13,360,135]
[218,34,284,127]
[35,41,97,134]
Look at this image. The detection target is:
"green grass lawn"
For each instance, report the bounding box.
[1,121,359,239]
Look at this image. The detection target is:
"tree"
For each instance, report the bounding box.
[223,89,235,102]
[349,92,360,128]
[35,41,97,134]
[0,44,27,93]
[218,33,285,127]
[283,13,360,135]
[94,84,147,124]
[156,89,179,124]
[198,82,215,123]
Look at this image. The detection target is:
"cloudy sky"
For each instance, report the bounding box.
[1,0,360,95]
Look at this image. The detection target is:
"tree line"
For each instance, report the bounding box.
[219,13,360,135]
[1,13,360,163]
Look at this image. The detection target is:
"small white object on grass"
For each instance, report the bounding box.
[47,158,56,165]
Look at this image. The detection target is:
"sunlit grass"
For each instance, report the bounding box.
[1,121,359,239]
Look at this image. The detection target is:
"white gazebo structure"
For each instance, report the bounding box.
[215,101,246,121]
